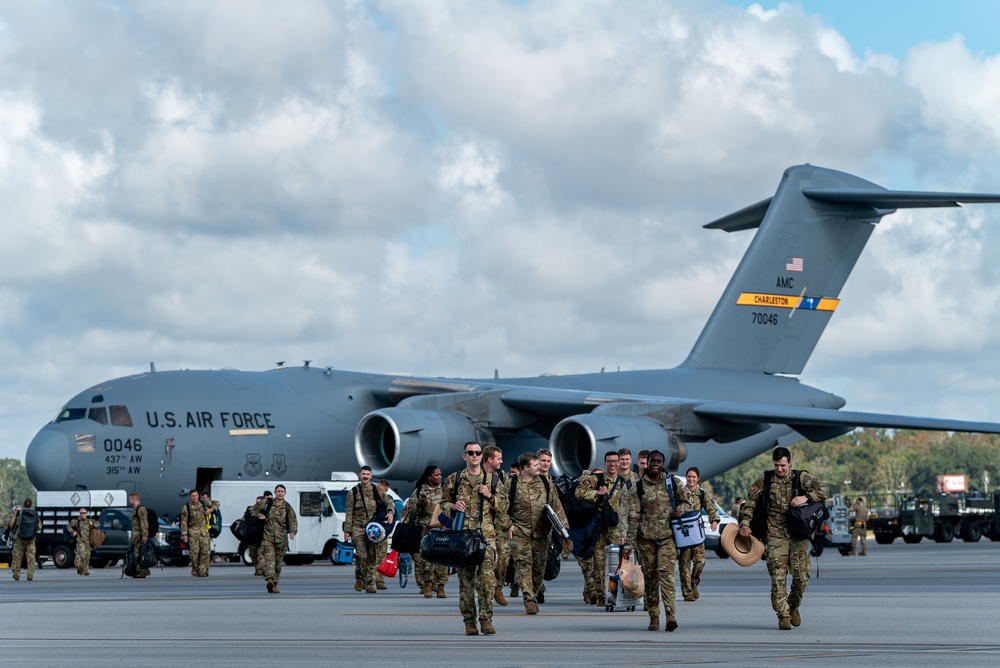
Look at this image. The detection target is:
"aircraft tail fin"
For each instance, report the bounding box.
[682,164,1000,375]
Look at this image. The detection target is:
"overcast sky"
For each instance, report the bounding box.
[3,1,1000,463]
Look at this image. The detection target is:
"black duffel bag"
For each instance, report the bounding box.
[419,528,487,569]
[230,518,246,542]
[391,521,423,554]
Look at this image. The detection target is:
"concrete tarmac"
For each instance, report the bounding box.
[2,540,999,667]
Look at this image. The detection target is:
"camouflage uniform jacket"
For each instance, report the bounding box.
[407,482,444,527]
[345,482,393,531]
[625,473,693,545]
[181,501,209,536]
[489,469,512,533]
[738,470,828,540]
[852,502,869,524]
[688,485,720,524]
[439,469,509,540]
[252,498,298,539]
[541,473,570,529]
[575,471,627,541]
[67,518,98,545]
[508,475,559,539]
[130,505,149,538]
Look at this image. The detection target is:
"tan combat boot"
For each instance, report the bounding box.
[665,614,678,632]
[436,584,447,598]
[778,617,792,630]
[790,609,801,627]
[525,602,538,615]
[422,583,432,598]
[355,579,363,592]
[465,622,478,636]
[480,618,496,635]
[494,587,508,606]
[647,617,659,631]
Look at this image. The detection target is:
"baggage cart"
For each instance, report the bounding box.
[604,544,643,612]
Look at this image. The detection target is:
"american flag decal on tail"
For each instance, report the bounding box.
[785,256,803,272]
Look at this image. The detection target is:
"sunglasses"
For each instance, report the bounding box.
[465,450,482,456]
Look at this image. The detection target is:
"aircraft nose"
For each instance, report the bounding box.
[25,428,72,491]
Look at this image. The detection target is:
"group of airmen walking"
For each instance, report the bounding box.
[4,444,827,636]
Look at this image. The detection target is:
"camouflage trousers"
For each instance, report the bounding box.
[511,532,547,605]
[766,537,810,619]
[678,544,706,598]
[352,529,379,589]
[73,540,93,572]
[415,527,449,587]
[494,531,511,586]
[577,552,599,600]
[260,535,289,583]
[249,544,262,571]
[637,536,678,619]
[131,539,151,578]
[457,543,497,623]
[11,537,37,579]
[376,537,388,586]
[851,525,867,553]
[189,531,211,575]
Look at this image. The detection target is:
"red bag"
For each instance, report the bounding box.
[378,549,400,577]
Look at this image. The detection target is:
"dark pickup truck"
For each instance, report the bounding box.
[1,506,187,569]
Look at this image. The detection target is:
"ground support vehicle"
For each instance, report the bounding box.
[0,490,183,568]
[868,492,999,544]
[810,494,853,556]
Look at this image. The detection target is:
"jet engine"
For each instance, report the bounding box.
[550,414,687,477]
[355,408,478,479]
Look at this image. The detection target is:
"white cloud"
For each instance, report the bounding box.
[3,1,1000,463]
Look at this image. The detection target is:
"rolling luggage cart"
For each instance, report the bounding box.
[604,544,643,612]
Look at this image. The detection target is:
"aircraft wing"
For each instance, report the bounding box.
[693,401,1000,441]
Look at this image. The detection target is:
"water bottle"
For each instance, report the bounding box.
[453,510,466,531]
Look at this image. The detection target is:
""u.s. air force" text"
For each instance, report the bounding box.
[145,411,275,429]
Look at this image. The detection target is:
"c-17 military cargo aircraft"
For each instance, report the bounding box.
[25,165,1000,512]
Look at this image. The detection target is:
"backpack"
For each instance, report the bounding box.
[143,506,159,538]
[749,470,829,541]
[556,473,601,527]
[17,508,39,539]
[207,506,222,538]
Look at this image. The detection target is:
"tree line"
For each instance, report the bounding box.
[705,429,1000,511]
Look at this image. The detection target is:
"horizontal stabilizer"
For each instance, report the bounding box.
[802,188,1000,210]
[703,197,773,232]
[693,401,1000,438]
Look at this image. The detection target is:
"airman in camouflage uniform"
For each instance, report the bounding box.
[576,452,629,605]
[483,445,511,606]
[506,452,567,614]
[129,492,151,578]
[738,446,828,630]
[535,448,568,604]
[626,451,692,632]
[440,442,509,636]
[246,495,265,575]
[407,466,449,598]
[375,479,393,590]
[849,497,868,556]
[67,507,99,575]
[250,484,298,593]
[344,466,395,594]
[6,499,42,581]
[181,489,211,576]
[679,466,719,602]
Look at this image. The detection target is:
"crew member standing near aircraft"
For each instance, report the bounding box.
[181,489,211,577]
[344,466,395,594]
[441,441,509,636]
[6,499,41,581]
[679,467,718,602]
[483,445,511,607]
[576,452,628,605]
[252,484,298,593]
[849,497,868,556]
[67,507,99,576]
[375,479,393,590]
[246,495,264,575]
[129,492,151,579]
[534,448,568,604]
[738,446,828,630]
[507,452,562,615]
[408,466,449,598]
[626,451,692,632]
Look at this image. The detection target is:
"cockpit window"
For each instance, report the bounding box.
[55,407,86,423]
[109,405,133,427]
[89,407,108,425]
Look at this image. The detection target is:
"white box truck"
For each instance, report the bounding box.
[211,475,403,566]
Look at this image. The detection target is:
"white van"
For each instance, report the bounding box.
[211,475,403,565]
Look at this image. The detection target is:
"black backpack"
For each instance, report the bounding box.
[556,474,601,527]
[749,470,829,541]
[17,508,39,539]
[143,506,159,538]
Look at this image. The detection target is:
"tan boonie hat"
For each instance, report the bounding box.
[721,522,765,567]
